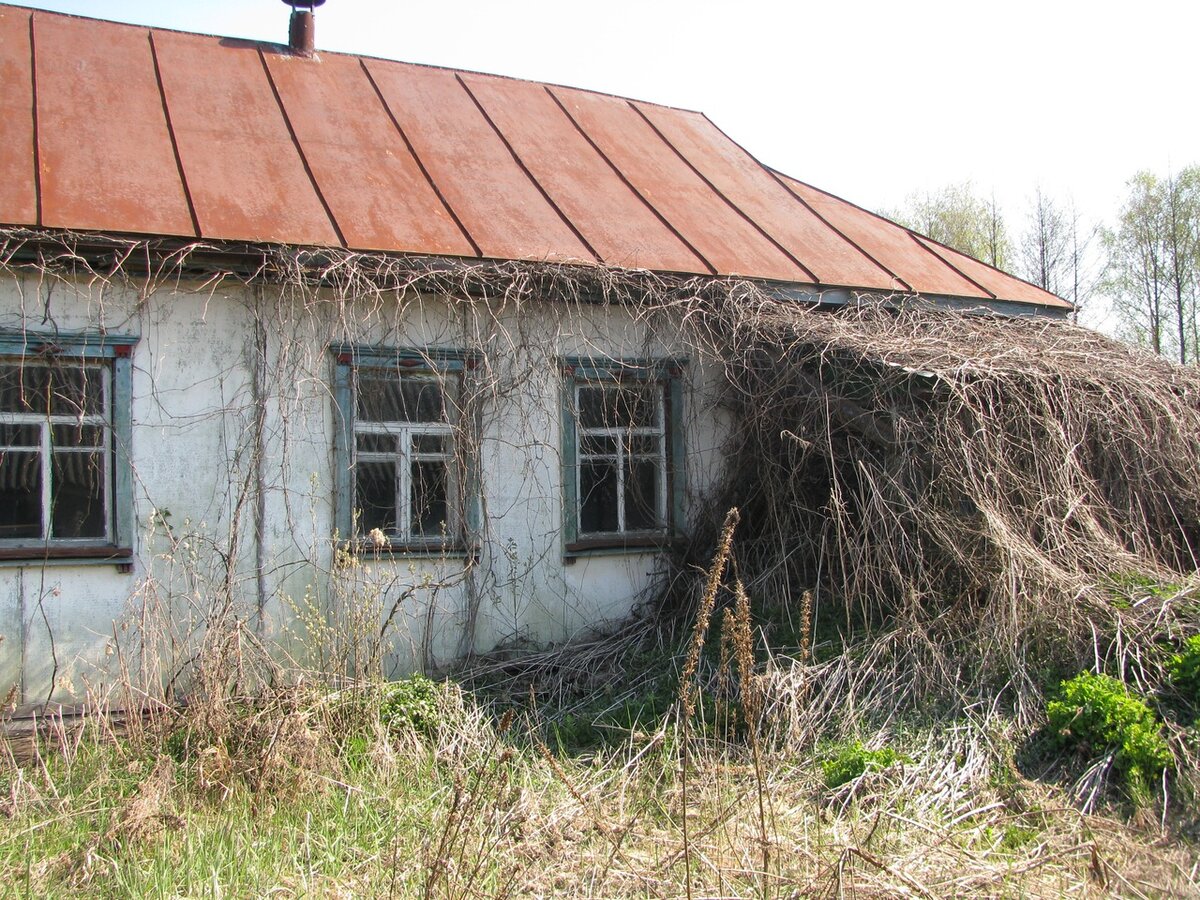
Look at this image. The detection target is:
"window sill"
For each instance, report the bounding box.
[563,534,683,560]
[339,541,477,562]
[0,545,134,570]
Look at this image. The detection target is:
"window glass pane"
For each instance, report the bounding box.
[356,433,395,454]
[580,434,617,456]
[578,386,609,429]
[0,449,42,538]
[51,451,106,538]
[411,460,449,537]
[48,366,103,417]
[0,424,39,446]
[580,460,618,533]
[357,372,444,423]
[0,363,48,413]
[578,383,659,429]
[412,433,448,455]
[625,458,662,531]
[0,363,102,416]
[355,460,396,534]
[628,435,661,457]
[51,424,104,448]
[616,385,659,429]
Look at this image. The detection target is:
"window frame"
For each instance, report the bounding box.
[0,331,136,564]
[331,345,478,555]
[560,356,686,555]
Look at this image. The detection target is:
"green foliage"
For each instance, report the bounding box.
[821,741,902,789]
[380,674,443,738]
[1046,673,1172,795]
[548,681,676,754]
[887,181,1010,268]
[1103,572,1182,601]
[1166,635,1200,705]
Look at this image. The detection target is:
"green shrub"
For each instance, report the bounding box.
[380,674,443,738]
[1046,673,1172,795]
[821,741,901,788]
[1166,635,1200,705]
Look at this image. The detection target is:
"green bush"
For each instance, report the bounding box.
[380,674,443,738]
[821,741,901,789]
[1046,673,1172,795]
[1166,635,1200,705]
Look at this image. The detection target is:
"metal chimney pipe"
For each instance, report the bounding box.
[282,0,325,57]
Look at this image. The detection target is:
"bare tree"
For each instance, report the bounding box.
[1019,188,1071,296]
[1019,188,1104,321]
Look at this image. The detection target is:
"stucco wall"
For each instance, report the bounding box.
[0,274,730,710]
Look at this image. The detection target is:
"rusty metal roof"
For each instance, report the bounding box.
[0,4,1069,310]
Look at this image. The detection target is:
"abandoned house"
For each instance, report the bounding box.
[0,3,1070,713]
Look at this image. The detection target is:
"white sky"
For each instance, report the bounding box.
[10,0,1200,234]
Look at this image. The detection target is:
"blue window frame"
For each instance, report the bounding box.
[332,346,477,552]
[560,357,685,552]
[0,331,136,562]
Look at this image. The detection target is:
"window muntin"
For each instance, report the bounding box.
[0,359,112,544]
[348,364,462,545]
[575,382,667,536]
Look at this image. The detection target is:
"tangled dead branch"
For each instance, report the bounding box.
[712,299,1200,717]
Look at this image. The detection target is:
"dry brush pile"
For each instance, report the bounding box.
[700,297,1200,721]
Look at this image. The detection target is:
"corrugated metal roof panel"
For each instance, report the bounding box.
[780,176,991,298]
[153,31,339,246]
[0,7,36,226]
[264,52,475,256]
[635,103,899,290]
[553,87,808,282]
[913,236,1071,308]
[0,4,1070,311]
[461,73,711,274]
[33,12,195,237]
[365,60,594,264]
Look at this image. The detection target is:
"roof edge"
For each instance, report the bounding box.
[0,225,1072,318]
[768,168,1072,311]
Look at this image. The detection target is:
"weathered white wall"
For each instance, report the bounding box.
[0,274,731,711]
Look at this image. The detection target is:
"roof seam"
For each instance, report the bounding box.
[455,73,603,264]
[256,47,347,249]
[628,101,818,284]
[360,60,481,259]
[909,233,997,300]
[28,11,41,227]
[148,31,200,239]
[546,87,716,277]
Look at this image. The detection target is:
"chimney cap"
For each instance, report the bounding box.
[282,1,326,9]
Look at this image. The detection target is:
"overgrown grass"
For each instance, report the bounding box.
[4,537,1200,897]
[4,654,1199,897]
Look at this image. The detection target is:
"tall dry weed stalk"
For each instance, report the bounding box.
[730,576,773,898]
[677,506,738,900]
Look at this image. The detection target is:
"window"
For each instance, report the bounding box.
[561,357,685,551]
[332,347,475,551]
[0,333,136,561]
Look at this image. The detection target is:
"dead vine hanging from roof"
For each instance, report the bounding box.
[5,225,1199,715]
